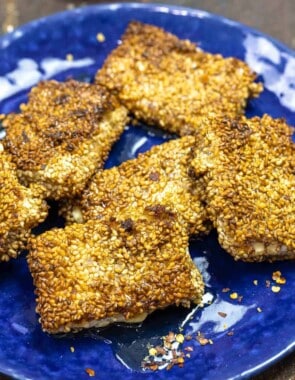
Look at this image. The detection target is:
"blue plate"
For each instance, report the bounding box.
[0,3,294,380]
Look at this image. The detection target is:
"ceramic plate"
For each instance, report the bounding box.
[0,3,294,380]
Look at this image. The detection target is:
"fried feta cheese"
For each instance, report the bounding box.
[28,207,204,333]
[0,144,48,261]
[63,136,209,235]
[96,21,262,136]
[2,80,128,200]
[192,115,295,262]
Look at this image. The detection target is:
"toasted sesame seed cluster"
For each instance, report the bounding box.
[192,115,295,261]
[2,80,128,199]
[96,21,262,136]
[28,207,204,333]
[63,136,209,235]
[0,144,48,261]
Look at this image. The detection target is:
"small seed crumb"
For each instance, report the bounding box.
[230,292,238,299]
[96,33,105,42]
[218,311,227,318]
[257,307,262,312]
[66,53,74,61]
[265,280,271,288]
[238,296,243,303]
[149,347,157,356]
[85,368,95,377]
[70,346,75,353]
[271,286,281,293]
[222,287,230,293]
[184,346,194,352]
[176,334,184,344]
[253,280,258,286]
[227,331,234,336]
[185,335,192,341]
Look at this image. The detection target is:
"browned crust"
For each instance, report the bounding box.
[96,21,262,136]
[28,207,204,333]
[62,136,209,235]
[192,115,295,262]
[2,80,128,199]
[0,146,48,261]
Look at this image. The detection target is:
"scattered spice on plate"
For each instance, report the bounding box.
[70,346,75,353]
[85,368,95,377]
[257,307,262,312]
[227,331,234,336]
[230,292,238,300]
[222,288,230,293]
[253,280,258,286]
[238,296,243,303]
[218,311,227,318]
[142,331,187,371]
[265,280,271,288]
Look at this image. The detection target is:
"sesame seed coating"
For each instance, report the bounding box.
[192,115,295,262]
[95,21,262,136]
[28,207,204,334]
[62,136,209,235]
[0,145,48,261]
[2,80,128,199]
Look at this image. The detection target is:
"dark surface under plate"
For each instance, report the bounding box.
[0,3,294,380]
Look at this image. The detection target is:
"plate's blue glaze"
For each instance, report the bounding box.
[0,3,294,380]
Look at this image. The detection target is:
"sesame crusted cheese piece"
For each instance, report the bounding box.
[192,115,295,262]
[28,207,204,334]
[0,149,48,261]
[96,21,262,136]
[3,80,128,200]
[62,136,209,235]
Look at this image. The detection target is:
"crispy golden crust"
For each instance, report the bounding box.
[28,207,204,334]
[96,21,262,136]
[192,115,295,262]
[3,80,128,199]
[63,136,209,235]
[0,145,48,261]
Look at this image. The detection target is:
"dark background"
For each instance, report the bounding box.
[0,1,294,379]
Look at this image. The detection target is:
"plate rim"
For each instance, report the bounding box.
[0,2,295,59]
[0,3,294,380]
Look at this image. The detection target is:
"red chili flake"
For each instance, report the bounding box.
[85,368,95,377]
[166,363,174,371]
[227,331,234,336]
[149,171,160,181]
[165,331,176,343]
[155,346,166,355]
[149,364,159,371]
[184,346,194,352]
[222,288,230,293]
[218,312,227,318]
[196,336,210,346]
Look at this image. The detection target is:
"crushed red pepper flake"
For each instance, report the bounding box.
[85,368,95,377]
[272,271,286,285]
